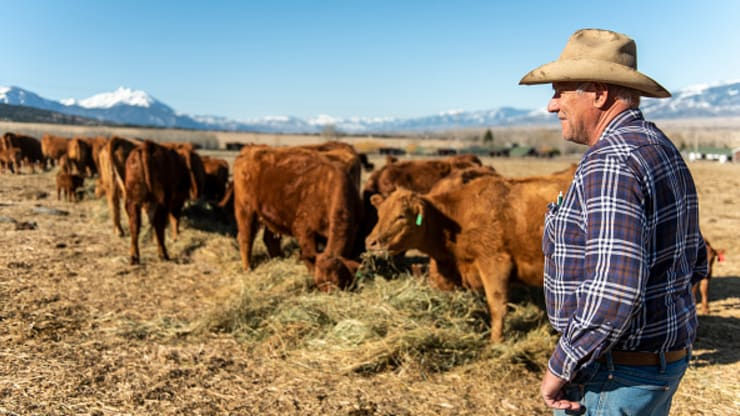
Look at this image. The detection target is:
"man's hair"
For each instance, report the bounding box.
[576,82,641,108]
[610,85,641,108]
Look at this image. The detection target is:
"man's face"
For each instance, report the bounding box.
[547,82,597,145]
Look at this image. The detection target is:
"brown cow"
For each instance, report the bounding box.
[360,154,487,260]
[200,155,230,202]
[1,132,44,173]
[98,136,139,236]
[56,171,85,202]
[84,136,108,174]
[233,145,361,290]
[41,134,70,168]
[124,140,195,264]
[67,137,96,177]
[0,147,22,174]
[161,142,205,240]
[692,239,725,314]
[300,141,363,191]
[366,165,576,342]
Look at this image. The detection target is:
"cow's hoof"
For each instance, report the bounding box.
[130,257,140,265]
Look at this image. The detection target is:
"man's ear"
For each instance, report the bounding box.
[370,194,385,208]
[592,82,610,109]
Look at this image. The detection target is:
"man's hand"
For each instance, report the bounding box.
[541,368,581,411]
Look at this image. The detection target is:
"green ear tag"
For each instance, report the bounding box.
[416,213,423,226]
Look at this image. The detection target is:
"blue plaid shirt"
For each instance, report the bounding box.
[543,109,707,381]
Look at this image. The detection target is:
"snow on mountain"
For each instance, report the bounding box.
[642,80,740,119]
[77,87,155,109]
[3,81,740,134]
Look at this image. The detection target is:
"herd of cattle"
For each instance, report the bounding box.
[0,131,723,342]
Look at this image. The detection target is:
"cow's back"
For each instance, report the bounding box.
[234,146,359,254]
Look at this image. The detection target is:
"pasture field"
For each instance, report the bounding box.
[0,155,738,415]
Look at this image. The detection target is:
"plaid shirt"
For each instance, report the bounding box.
[543,109,708,381]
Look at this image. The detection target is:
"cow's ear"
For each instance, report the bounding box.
[370,194,385,208]
[412,196,426,226]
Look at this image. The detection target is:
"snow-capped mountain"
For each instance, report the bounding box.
[641,81,740,119]
[2,81,740,134]
[0,86,203,129]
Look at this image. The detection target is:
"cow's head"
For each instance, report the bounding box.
[365,188,427,254]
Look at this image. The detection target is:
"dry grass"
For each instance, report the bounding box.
[0,156,738,415]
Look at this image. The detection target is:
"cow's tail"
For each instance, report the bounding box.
[141,144,153,195]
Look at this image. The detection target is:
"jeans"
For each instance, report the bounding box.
[554,349,691,416]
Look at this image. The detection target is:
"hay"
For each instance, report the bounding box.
[1,159,739,415]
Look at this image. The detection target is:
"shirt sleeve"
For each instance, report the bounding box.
[548,153,648,381]
[691,237,708,285]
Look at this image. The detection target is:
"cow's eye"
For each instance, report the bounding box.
[396,214,405,221]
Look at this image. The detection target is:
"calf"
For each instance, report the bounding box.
[56,172,85,202]
[692,239,725,314]
[0,147,22,174]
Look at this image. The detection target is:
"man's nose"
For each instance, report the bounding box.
[547,97,560,113]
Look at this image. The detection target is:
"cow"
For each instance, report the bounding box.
[692,239,725,314]
[56,171,85,202]
[360,154,487,262]
[124,140,195,264]
[300,141,363,192]
[67,137,96,177]
[84,136,108,173]
[200,155,230,203]
[97,136,139,236]
[365,165,577,342]
[161,141,205,239]
[233,145,361,290]
[362,154,484,201]
[0,147,22,174]
[41,134,70,168]
[1,132,44,173]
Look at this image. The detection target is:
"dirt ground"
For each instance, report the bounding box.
[1,156,738,415]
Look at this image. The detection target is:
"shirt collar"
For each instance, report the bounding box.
[597,108,644,142]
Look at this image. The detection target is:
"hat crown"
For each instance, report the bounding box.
[559,29,637,69]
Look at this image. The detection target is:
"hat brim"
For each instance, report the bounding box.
[519,58,671,98]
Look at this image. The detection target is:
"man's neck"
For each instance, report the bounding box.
[588,102,634,146]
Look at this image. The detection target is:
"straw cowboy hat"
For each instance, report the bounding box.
[519,28,671,98]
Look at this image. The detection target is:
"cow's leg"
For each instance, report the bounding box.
[169,213,179,241]
[149,205,170,261]
[428,259,460,291]
[126,200,142,265]
[699,278,710,314]
[294,226,319,272]
[476,255,513,342]
[236,207,257,270]
[109,188,125,237]
[57,186,61,201]
[262,228,282,258]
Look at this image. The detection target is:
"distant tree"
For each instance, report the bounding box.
[483,129,494,146]
[321,124,341,139]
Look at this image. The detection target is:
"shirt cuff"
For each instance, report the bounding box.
[548,337,579,382]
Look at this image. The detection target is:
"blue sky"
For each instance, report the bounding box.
[2,0,739,120]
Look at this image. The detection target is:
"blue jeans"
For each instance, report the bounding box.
[554,350,691,416]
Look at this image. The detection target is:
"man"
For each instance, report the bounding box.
[519,29,707,415]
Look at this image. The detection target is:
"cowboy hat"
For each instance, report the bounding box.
[519,28,671,98]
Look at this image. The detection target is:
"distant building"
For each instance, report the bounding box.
[436,148,457,156]
[225,142,245,151]
[378,147,406,156]
[687,146,733,163]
